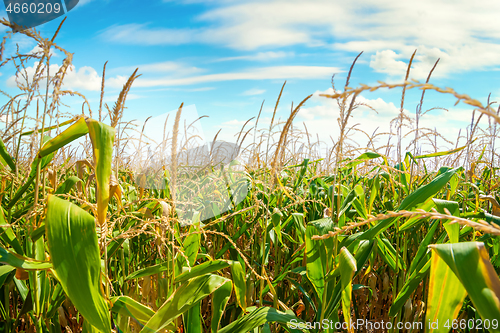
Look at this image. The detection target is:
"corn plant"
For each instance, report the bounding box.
[1,17,500,333]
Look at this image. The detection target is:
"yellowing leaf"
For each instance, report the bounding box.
[425,250,466,333]
[86,119,115,226]
[428,242,500,332]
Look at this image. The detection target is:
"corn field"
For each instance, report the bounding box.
[1,18,500,333]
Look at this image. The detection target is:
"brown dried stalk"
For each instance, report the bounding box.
[312,208,500,241]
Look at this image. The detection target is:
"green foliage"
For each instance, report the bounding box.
[46,195,111,333]
[1,21,500,333]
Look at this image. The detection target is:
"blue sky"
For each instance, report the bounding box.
[1,0,499,157]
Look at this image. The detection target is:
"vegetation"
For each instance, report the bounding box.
[1,19,500,333]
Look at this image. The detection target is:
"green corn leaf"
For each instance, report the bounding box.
[352,184,367,219]
[305,218,335,301]
[349,239,374,273]
[211,279,232,333]
[38,116,89,158]
[339,247,357,333]
[292,159,309,191]
[140,274,230,333]
[414,143,470,159]
[20,116,81,137]
[338,188,358,224]
[82,319,104,333]
[55,176,83,194]
[30,224,46,242]
[345,152,381,167]
[111,296,155,326]
[390,257,431,317]
[0,265,15,286]
[433,199,460,243]
[368,175,380,215]
[126,261,170,281]
[407,220,440,276]
[399,199,435,231]
[218,306,309,333]
[46,283,66,319]
[271,207,282,228]
[0,136,15,172]
[215,222,251,258]
[0,246,51,270]
[179,223,201,269]
[229,260,247,311]
[30,236,49,316]
[45,195,111,333]
[394,160,410,195]
[323,240,374,321]
[360,167,457,241]
[185,302,203,333]
[292,213,306,241]
[271,208,283,244]
[399,168,457,211]
[376,237,405,272]
[174,260,230,284]
[0,207,23,254]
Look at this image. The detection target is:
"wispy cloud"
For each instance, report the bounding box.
[122,65,341,88]
[242,88,266,96]
[144,87,216,92]
[114,61,203,76]
[78,0,98,5]
[99,23,197,45]
[103,93,142,102]
[221,119,254,128]
[214,51,293,62]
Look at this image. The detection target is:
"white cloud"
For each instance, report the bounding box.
[63,65,102,91]
[221,119,255,128]
[125,86,216,93]
[129,65,341,87]
[7,62,117,91]
[157,87,216,92]
[162,0,237,3]
[215,51,294,62]
[28,45,58,57]
[99,24,197,45]
[370,50,409,77]
[100,0,500,78]
[242,88,266,96]
[196,1,341,50]
[117,61,203,75]
[103,93,142,103]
